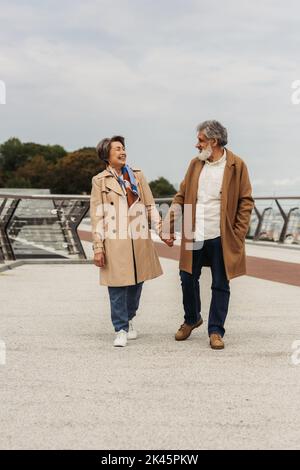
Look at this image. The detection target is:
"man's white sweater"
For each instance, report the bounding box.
[194,149,227,242]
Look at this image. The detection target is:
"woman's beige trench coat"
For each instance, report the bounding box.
[90,168,163,287]
[163,149,254,280]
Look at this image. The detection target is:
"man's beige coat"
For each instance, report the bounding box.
[164,149,254,280]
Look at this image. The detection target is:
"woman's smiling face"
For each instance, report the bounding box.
[108,141,127,168]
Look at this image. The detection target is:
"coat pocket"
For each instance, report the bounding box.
[226,215,244,247]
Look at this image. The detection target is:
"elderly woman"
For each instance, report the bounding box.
[90,135,166,347]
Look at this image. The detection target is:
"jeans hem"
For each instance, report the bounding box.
[208,328,224,337]
[184,315,202,326]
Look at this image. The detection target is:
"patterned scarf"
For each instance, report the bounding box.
[108,164,139,207]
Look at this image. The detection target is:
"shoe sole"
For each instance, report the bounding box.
[175,319,203,341]
[128,331,137,340]
[210,343,224,350]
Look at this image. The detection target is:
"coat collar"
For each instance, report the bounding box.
[221,149,235,206]
[100,168,141,178]
[194,147,235,181]
[99,167,140,197]
[194,148,235,171]
[224,149,236,168]
[191,148,236,213]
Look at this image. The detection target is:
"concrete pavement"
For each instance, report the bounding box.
[1,257,300,449]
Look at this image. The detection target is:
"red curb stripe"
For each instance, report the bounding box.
[79,230,300,287]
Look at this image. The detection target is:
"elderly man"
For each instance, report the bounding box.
[163,120,254,349]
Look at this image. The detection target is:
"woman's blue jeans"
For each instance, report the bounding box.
[108,282,144,332]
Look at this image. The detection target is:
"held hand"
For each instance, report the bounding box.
[94,252,105,268]
[161,237,175,247]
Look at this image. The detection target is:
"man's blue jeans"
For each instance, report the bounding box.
[180,236,230,337]
[108,282,144,332]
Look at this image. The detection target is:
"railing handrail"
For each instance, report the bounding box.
[1,193,300,262]
[0,193,90,200]
[0,193,300,201]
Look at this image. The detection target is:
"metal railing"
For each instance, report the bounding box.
[0,193,299,262]
[0,193,90,262]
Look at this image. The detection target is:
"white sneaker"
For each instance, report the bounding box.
[114,329,127,347]
[127,320,137,340]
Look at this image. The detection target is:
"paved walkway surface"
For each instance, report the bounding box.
[1,255,300,449]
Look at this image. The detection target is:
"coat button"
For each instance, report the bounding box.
[111,216,115,220]
[110,202,114,205]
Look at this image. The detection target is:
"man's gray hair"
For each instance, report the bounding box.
[197,120,228,147]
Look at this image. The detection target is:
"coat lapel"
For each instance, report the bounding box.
[102,170,125,197]
[191,159,204,206]
[102,168,141,197]
[190,150,236,226]
[221,149,235,210]
[189,159,204,232]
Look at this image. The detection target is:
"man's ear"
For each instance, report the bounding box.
[211,138,218,148]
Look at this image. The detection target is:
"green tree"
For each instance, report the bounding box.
[0,138,178,197]
[5,175,31,188]
[0,137,24,172]
[23,143,67,163]
[149,177,176,198]
[14,155,53,189]
[0,137,67,172]
[0,168,4,187]
[52,148,105,194]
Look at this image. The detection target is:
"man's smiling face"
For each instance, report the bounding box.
[196,131,213,161]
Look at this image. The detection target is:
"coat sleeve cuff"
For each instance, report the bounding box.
[92,244,104,254]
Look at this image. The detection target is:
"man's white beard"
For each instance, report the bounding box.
[197,145,212,161]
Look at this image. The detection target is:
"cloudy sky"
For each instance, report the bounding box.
[1,0,300,195]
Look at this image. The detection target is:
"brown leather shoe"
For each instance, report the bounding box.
[210,333,224,350]
[175,319,203,341]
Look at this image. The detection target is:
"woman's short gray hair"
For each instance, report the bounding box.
[96,135,125,163]
[196,120,228,147]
